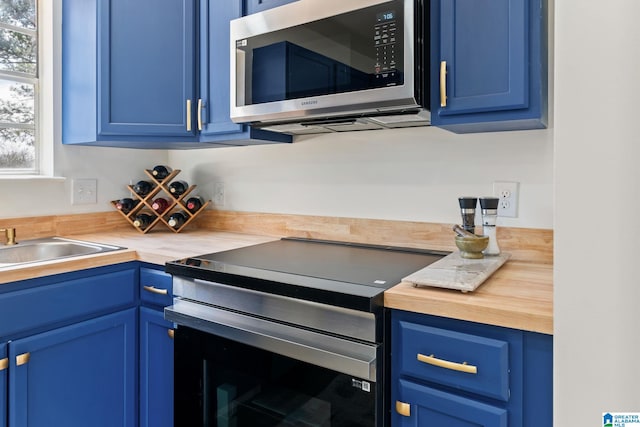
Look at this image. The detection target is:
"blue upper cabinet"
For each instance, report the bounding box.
[430,0,547,133]
[97,0,196,140]
[245,0,298,15]
[198,0,288,145]
[62,0,290,149]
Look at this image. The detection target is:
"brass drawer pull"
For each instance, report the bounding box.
[417,353,478,374]
[396,401,411,417]
[168,329,175,339]
[0,357,8,371]
[143,285,168,295]
[440,60,447,107]
[186,99,192,131]
[16,352,30,366]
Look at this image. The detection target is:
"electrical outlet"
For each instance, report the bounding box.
[213,182,225,206]
[493,181,519,217]
[72,179,98,205]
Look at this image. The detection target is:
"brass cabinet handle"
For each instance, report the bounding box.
[16,352,30,366]
[396,401,411,417]
[440,61,447,107]
[417,353,478,374]
[0,357,8,371]
[186,99,192,131]
[197,98,204,131]
[168,329,175,339]
[143,285,168,295]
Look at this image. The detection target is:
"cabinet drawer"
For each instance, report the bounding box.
[140,267,172,307]
[396,320,509,401]
[395,378,507,427]
[0,267,137,339]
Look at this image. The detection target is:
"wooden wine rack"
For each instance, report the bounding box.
[111,169,210,234]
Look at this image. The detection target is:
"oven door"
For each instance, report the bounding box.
[168,301,383,426]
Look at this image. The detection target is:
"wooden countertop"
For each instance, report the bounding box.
[0,230,278,284]
[385,260,553,334]
[0,213,553,335]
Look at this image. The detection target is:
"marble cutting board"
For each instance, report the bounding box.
[402,251,511,292]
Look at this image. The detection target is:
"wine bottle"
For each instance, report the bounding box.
[115,198,138,214]
[151,165,173,180]
[168,180,189,196]
[151,197,171,213]
[167,212,188,229]
[132,180,154,197]
[133,213,155,230]
[185,196,204,213]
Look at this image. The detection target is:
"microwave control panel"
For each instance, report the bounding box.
[374,10,400,85]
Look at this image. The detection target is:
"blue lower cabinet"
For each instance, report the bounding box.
[395,379,507,427]
[1,342,6,427]
[8,308,137,427]
[392,310,552,427]
[140,307,174,427]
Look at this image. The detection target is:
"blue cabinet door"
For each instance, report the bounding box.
[0,342,6,427]
[139,307,174,427]
[8,309,137,427]
[199,0,244,138]
[245,0,298,15]
[62,0,290,148]
[394,379,507,427]
[98,0,196,138]
[62,0,200,148]
[198,0,292,145]
[431,0,546,132]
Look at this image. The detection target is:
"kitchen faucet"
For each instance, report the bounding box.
[0,227,17,245]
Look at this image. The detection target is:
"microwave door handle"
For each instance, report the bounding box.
[165,299,378,382]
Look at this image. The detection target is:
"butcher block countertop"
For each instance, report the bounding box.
[385,260,552,334]
[0,230,278,284]
[0,211,553,335]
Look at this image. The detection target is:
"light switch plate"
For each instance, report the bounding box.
[72,179,98,205]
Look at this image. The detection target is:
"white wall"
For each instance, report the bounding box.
[0,145,167,219]
[169,126,554,228]
[554,1,640,425]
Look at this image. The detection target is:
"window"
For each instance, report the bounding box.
[0,0,38,174]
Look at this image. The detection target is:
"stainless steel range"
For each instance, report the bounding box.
[165,237,446,427]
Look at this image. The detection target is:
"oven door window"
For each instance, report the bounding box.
[175,327,376,427]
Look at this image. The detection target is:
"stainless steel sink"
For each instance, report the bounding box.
[0,237,125,268]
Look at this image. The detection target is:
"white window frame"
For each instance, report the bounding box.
[0,0,54,178]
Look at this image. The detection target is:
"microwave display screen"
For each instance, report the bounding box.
[377,11,395,22]
[235,0,405,107]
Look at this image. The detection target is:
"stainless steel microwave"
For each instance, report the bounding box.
[230,0,429,135]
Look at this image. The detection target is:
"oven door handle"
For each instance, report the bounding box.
[165,299,378,382]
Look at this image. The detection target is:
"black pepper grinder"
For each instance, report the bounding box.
[458,197,478,234]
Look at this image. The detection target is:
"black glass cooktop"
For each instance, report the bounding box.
[165,237,447,313]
